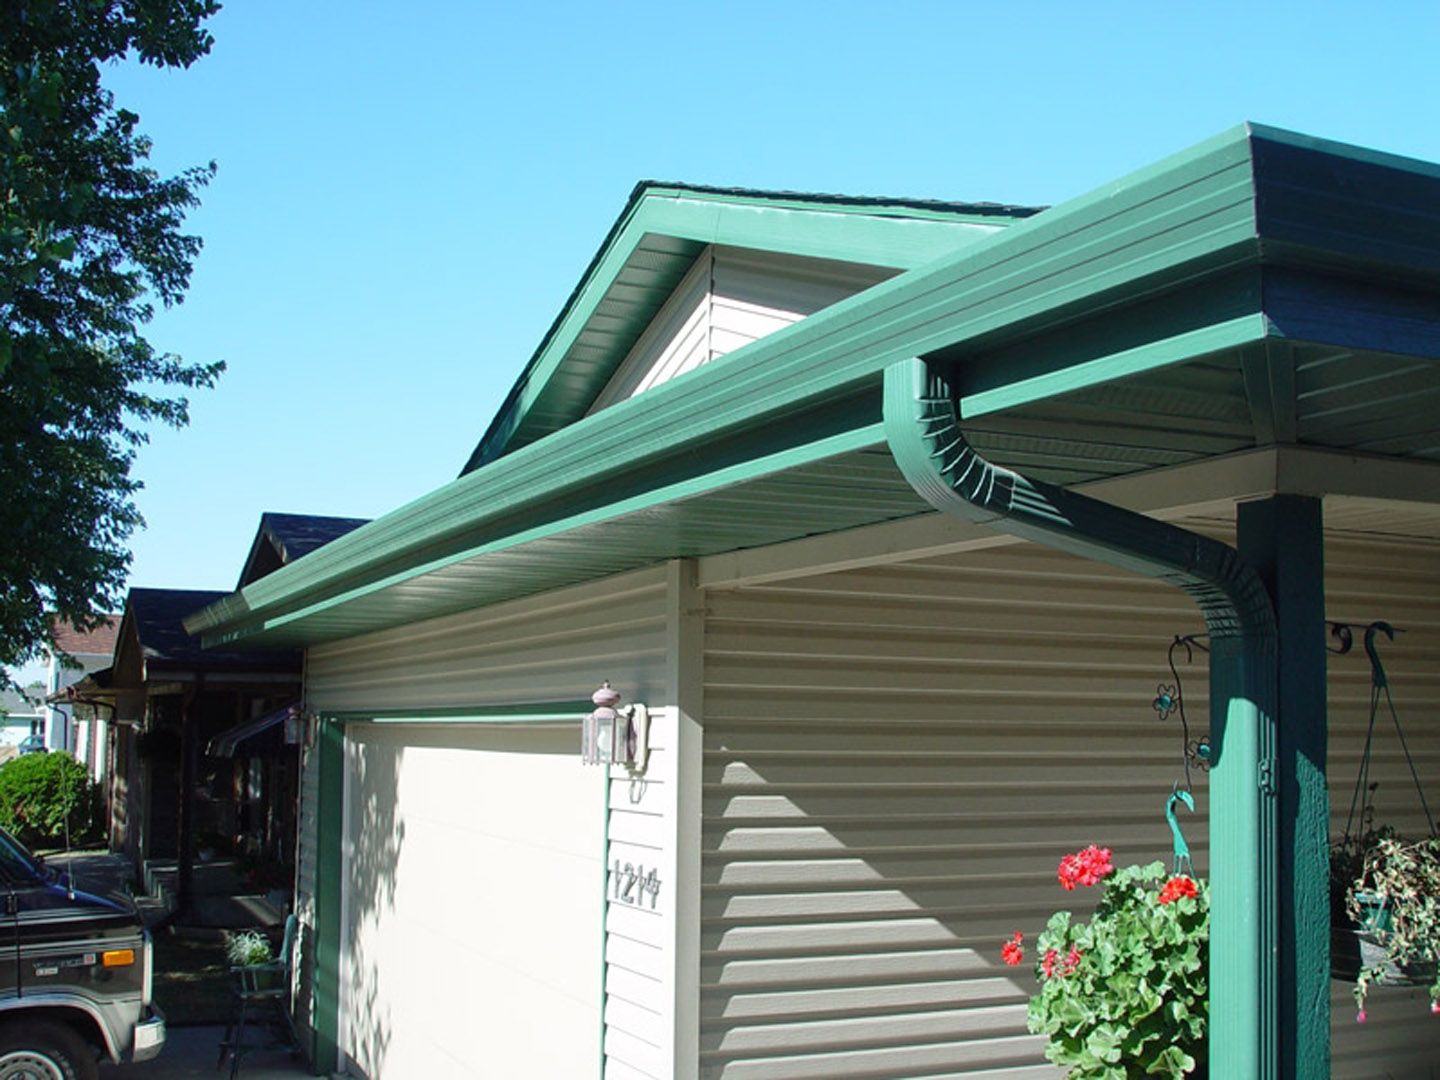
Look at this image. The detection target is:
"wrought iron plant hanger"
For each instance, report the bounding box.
[1150,620,1420,799]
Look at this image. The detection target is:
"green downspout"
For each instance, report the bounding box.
[883,357,1279,1080]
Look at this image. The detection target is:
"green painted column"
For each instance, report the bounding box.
[1238,495,1330,1079]
[311,717,346,1075]
[1206,632,1279,1080]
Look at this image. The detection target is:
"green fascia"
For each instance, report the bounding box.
[465,184,1036,472]
[960,313,1270,418]
[189,123,1440,651]
[193,417,887,647]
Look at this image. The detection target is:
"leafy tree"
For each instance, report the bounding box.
[1,1,222,682]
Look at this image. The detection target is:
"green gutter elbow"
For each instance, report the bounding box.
[882,356,1279,1080]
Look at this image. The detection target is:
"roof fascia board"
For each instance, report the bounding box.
[960,312,1270,417]
[197,421,886,648]
[190,126,1274,646]
[640,185,1038,226]
[467,188,1026,472]
[640,193,1012,265]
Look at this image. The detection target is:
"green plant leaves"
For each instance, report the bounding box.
[1026,861,1209,1078]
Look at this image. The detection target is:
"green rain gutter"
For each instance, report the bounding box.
[883,356,1279,1079]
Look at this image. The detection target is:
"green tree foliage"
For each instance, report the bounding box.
[0,750,97,847]
[1,0,222,680]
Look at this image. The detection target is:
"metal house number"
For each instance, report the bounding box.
[612,861,661,910]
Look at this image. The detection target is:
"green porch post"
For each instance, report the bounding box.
[1238,495,1330,1079]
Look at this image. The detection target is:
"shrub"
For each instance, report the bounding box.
[0,751,98,847]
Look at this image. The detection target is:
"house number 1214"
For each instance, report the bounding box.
[613,861,661,909]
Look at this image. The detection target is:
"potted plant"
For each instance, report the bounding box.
[1329,821,1393,982]
[1002,845,1209,1079]
[1343,833,1440,1020]
[225,928,273,967]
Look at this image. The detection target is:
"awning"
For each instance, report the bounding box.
[208,702,300,758]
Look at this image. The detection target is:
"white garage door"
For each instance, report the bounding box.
[340,721,606,1079]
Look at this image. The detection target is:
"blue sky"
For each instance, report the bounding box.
[90,0,1440,597]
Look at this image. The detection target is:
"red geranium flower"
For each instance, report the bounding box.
[1057,845,1114,890]
[1001,931,1024,966]
[1158,876,1198,904]
[1041,948,1059,978]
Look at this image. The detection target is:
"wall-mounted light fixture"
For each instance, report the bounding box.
[581,681,649,772]
[283,704,306,746]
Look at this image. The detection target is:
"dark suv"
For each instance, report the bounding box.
[0,826,164,1078]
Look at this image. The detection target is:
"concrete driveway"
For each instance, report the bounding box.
[99,1026,319,1079]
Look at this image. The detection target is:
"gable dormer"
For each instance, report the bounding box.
[462,184,1040,474]
[585,245,898,413]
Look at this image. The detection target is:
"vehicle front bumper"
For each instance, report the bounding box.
[131,1004,166,1062]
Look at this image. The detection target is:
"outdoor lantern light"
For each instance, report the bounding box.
[582,681,649,772]
[283,705,305,746]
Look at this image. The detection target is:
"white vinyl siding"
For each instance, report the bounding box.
[606,707,678,1080]
[291,737,320,1050]
[604,561,705,1080]
[589,247,896,413]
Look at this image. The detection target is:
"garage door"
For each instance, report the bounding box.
[340,721,606,1078]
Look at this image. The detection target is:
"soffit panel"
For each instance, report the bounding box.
[231,447,928,648]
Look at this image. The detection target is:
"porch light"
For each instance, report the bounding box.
[581,681,649,772]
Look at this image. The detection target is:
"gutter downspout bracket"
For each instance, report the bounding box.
[883,356,1280,1080]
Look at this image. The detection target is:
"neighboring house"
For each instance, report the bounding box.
[40,615,120,773]
[0,685,46,754]
[187,126,1440,1080]
[71,588,303,914]
[67,516,367,914]
[236,512,372,589]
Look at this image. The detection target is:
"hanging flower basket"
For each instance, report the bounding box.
[1003,846,1209,1079]
[1335,836,1440,1019]
[1332,892,1437,988]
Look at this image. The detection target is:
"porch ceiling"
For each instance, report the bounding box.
[969,339,1440,489]
[188,124,1440,651]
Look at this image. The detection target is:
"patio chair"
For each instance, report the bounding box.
[217,913,302,1078]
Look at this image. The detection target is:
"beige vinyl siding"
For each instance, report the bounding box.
[589,247,896,413]
[304,565,670,715]
[700,543,1211,1080]
[699,526,1440,1079]
[1325,533,1440,1078]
